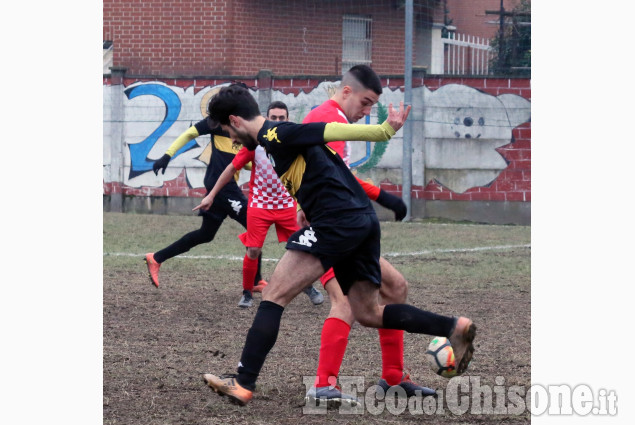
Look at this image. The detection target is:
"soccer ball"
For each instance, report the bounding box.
[425,337,457,378]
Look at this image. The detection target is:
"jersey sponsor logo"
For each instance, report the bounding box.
[228,198,243,214]
[264,127,282,143]
[283,180,293,194]
[291,227,317,247]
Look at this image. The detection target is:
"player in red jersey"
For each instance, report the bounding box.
[302,65,436,406]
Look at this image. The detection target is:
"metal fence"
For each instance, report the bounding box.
[443,32,494,75]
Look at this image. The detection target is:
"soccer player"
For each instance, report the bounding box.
[203,101,324,308]
[302,65,435,406]
[144,83,264,289]
[265,102,325,305]
[194,85,476,407]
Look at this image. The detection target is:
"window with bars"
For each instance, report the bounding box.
[341,15,372,74]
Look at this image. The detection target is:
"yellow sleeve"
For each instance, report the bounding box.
[322,121,396,143]
[165,126,200,157]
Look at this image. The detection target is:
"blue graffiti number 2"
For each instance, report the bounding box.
[124,84,197,178]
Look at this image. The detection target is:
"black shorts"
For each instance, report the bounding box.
[286,213,381,295]
[199,185,248,229]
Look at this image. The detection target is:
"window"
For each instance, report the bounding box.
[342,15,372,74]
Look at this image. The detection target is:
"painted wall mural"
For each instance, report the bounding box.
[419,84,531,193]
[104,79,530,201]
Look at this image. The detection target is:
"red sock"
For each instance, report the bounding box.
[378,328,404,385]
[242,254,258,292]
[315,318,351,388]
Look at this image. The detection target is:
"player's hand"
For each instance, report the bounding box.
[153,154,171,175]
[297,209,310,227]
[193,193,214,212]
[386,101,411,133]
[376,189,407,221]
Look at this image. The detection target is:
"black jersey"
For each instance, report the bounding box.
[194,119,242,193]
[256,120,374,223]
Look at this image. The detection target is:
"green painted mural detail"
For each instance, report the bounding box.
[356,102,388,172]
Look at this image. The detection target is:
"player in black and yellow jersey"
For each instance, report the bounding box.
[195,84,477,407]
[144,84,264,289]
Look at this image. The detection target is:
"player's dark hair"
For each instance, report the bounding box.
[206,84,260,126]
[267,101,288,116]
[346,64,382,95]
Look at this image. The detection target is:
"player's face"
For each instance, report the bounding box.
[343,87,379,123]
[222,123,259,151]
[267,108,288,122]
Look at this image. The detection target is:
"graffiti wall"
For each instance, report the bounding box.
[103,76,531,223]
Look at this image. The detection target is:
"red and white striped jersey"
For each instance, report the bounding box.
[233,145,296,209]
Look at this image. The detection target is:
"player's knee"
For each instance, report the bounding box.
[394,277,408,301]
[328,301,355,325]
[380,275,408,304]
[246,247,261,259]
[348,300,383,328]
[353,309,382,328]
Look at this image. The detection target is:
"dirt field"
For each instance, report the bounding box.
[103,212,531,424]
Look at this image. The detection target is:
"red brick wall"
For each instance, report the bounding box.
[104,0,435,76]
[104,1,522,77]
[104,0,234,76]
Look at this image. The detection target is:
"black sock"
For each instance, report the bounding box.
[236,301,284,390]
[382,304,456,337]
[254,251,263,284]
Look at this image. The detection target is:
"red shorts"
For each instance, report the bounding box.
[238,206,299,248]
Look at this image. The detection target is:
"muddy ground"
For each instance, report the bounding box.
[104,245,530,424]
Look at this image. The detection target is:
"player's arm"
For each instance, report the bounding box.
[152,125,201,175]
[357,177,381,200]
[297,208,310,227]
[323,121,395,143]
[231,146,255,179]
[323,101,411,143]
[193,146,253,212]
[192,162,238,212]
[271,120,394,150]
[356,177,407,221]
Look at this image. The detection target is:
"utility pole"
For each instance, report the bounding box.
[403,0,413,220]
[486,0,505,73]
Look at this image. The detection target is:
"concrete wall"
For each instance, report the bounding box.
[103,75,530,224]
